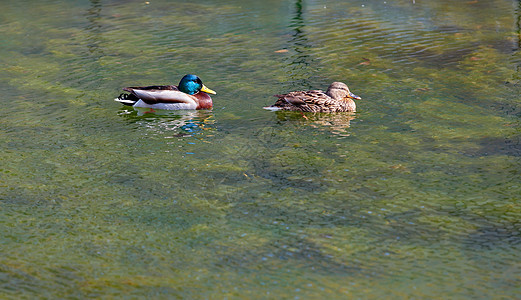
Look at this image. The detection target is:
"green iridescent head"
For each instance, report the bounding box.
[178,74,216,95]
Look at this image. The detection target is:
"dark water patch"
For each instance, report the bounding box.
[385,122,415,133]
[434,25,466,34]
[110,204,218,232]
[490,37,517,54]
[214,237,366,277]
[430,45,479,66]
[20,45,47,56]
[465,222,521,251]
[464,136,521,157]
[491,91,521,117]
[107,173,140,186]
[442,204,519,237]
[201,170,251,186]
[117,245,160,270]
[4,129,83,152]
[229,198,364,229]
[115,179,178,201]
[380,208,449,244]
[376,202,521,252]
[0,257,90,298]
[0,189,59,207]
[0,263,48,298]
[250,161,328,192]
[351,185,396,202]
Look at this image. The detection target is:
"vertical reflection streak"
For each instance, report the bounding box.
[285,0,316,89]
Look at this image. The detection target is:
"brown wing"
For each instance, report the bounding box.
[270,89,355,112]
[270,90,321,112]
[288,90,330,112]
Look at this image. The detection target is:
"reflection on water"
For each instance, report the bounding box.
[284,0,315,88]
[85,0,103,57]
[274,111,356,137]
[118,108,216,137]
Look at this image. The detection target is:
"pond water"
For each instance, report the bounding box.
[1,0,520,298]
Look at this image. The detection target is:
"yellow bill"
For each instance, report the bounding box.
[201,84,216,94]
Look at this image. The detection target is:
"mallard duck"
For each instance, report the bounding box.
[115,74,216,110]
[264,82,360,113]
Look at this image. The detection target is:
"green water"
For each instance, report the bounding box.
[1,0,520,298]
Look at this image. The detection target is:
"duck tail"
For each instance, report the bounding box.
[114,93,138,106]
[263,106,283,111]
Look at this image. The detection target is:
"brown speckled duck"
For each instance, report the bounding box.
[264,82,360,113]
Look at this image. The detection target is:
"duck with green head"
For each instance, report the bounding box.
[115,74,216,110]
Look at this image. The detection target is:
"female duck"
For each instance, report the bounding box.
[264,82,360,113]
[115,74,216,110]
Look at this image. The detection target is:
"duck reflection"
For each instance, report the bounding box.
[274,111,356,137]
[118,108,216,137]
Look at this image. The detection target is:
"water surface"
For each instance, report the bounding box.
[1,0,520,298]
